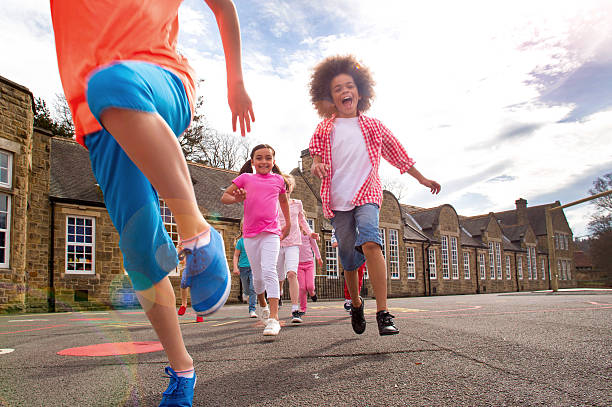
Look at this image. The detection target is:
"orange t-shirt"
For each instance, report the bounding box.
[50,0,196,146]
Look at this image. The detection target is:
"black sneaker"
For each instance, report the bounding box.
[291,310,303,323]
[350,297,366,334]
[376,310,399,336]
[311,294,317,302]
[278,297,282,307]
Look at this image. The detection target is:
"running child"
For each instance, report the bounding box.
[308,55,441,336]
[277,174,319,323]
[50,0,253,404]
[176,244,204,323]
[233,224,257,318]
[221,144,291,336]
[297,230,323,315]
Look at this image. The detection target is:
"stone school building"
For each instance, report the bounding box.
[0,75,576,313]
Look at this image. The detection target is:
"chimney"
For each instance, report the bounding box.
[300,148,313,170]
[515,198,528,225]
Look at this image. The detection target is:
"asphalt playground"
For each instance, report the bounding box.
[1,289,611,407]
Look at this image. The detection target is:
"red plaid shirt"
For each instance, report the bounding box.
[309,114,415,219]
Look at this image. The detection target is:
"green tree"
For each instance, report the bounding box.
[587,173,612,279]
[33,95,74,139]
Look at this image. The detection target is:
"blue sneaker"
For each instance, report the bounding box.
[159,367,196,407]
[180,227,231,316]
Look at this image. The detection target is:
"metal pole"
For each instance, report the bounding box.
[545,207,559,292]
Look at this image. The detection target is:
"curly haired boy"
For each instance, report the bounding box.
[308,55,441,336]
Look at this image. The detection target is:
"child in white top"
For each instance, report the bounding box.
[277,175,319,323]
[221,144,290,336]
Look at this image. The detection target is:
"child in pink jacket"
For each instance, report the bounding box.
[297,232,323,315]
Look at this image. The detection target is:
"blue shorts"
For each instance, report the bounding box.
[331,203,382,271]
[84,61,192,291]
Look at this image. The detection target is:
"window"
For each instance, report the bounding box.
[0,151,12,188]
[505,255,511,280]
[406,247,415,279]
[564,235,569,250]
[488,242,495,279]
[306,218,315,231]
[530,247,537,279]
[517,256,523,279]
[159,199,179,276]
[566,260,571,280]
[0,194,10,267]
[389,229,399,279]
[441,236,449,279]
[479,253,486,279]
[526,247,532,280]
[541,258,546,280]
[463,251,470,279]
[325,239,338,278]
[554,233,559,249]
[66,216,95,274]
[428,248,437,279]
[495,242,502,280]
[379,228,386,259]
[450,236,459,279]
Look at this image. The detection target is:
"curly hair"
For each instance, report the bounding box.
[309,55,375,118]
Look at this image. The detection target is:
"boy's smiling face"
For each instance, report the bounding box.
[330,73,360,118]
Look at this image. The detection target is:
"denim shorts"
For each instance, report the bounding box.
[331,203,382,271]
[84,61,191,291]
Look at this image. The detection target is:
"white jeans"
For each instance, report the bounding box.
[276,245,300,282]
[244,233,281,299]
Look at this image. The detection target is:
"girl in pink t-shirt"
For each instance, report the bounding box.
[221,144,290,337]
[277,174,319,323]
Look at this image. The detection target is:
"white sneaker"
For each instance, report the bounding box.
[249,310,257,318]
[263,318,281,336]
[258,306,270,322]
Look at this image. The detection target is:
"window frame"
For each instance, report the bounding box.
[428,248,437,279]
[479,252,486,280]
[517,255,523,279]
[325,239,338,279]
[505,255,511,280]
[450,236,459,279]
[65,215,96,275]
[406,246,415,279]
[0,193,11,268]
[488,242,496,279]
[159,199,180,276]
[389,229,400,280]
[463,251,470,279]
[441,236,450,279]
[0,150,12,189]
[495,242,502,280]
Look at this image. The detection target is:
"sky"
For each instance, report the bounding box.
[1,0,611,238]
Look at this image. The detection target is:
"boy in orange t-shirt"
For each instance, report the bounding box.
[50,1,254,405]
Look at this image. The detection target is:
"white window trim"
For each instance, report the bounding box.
[389,229,400,280]
[0,193,10,268]
[505,255,511,280]
[65,215,96,275]
[428,248,437,279]
[451,236,459,279]
[479,253,486,280]
[406,246,415,279]
[325,239,338,279]
[518,256,523,279]
[463,251,470,279]
[495,242,502,280]
[541,258,546,280]
[379,228,386,259]
[488,242,495,279]
[159,199,180,276]
[526,246,532,280]
[0,150,12,189]
[441,236,450,279]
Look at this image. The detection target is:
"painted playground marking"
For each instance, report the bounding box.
[8,319,48,322]
[58,341,163,357]
[0,349,15,355]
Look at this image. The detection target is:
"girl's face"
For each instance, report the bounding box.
[330,73,360,118]
[251,147,275,174]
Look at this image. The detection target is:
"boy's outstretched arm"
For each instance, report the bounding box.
[204,0,255,136]
[406,166,441,194]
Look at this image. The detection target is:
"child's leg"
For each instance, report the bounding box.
[284,246,300,308]
[354,204,387,312]
[343,278,351,300]
[297,262,308,312]
[357,263,365,293]
[137,277,192,371]
[180,287,188,307]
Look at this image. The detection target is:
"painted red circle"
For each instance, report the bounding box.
[57,341,163,356]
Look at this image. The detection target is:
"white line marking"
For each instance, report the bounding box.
[0,349,15,355]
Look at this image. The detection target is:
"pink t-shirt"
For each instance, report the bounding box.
[278,199,312,247]
[233,173,286,238]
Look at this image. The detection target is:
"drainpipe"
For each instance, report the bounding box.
[48,200,56,312]
[475,252,480,294]
[422,240,431,296]
[514,252,520,292]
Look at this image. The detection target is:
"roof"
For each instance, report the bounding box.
[494,204,549,235]
[460,215,490,237]
[50,138,104,204]
[501,224,529,243]
[574,251,593,268]
[402,205,442,230]
[49,137,244,220]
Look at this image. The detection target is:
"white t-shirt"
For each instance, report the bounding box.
[330,117,372,211]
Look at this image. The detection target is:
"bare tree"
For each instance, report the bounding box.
[589,172,612,213]
[381,176,407,202]
[53,93,74,137]
[178,83,252,171]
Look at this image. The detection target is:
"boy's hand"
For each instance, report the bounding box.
[421,179,441,194]
[232,188,247,202]
[311,162,329,179]
[228,82,255,137]
[317,258,324,267]
[233,268,240,276]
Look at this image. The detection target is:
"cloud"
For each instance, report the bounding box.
[487,175,516,183]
